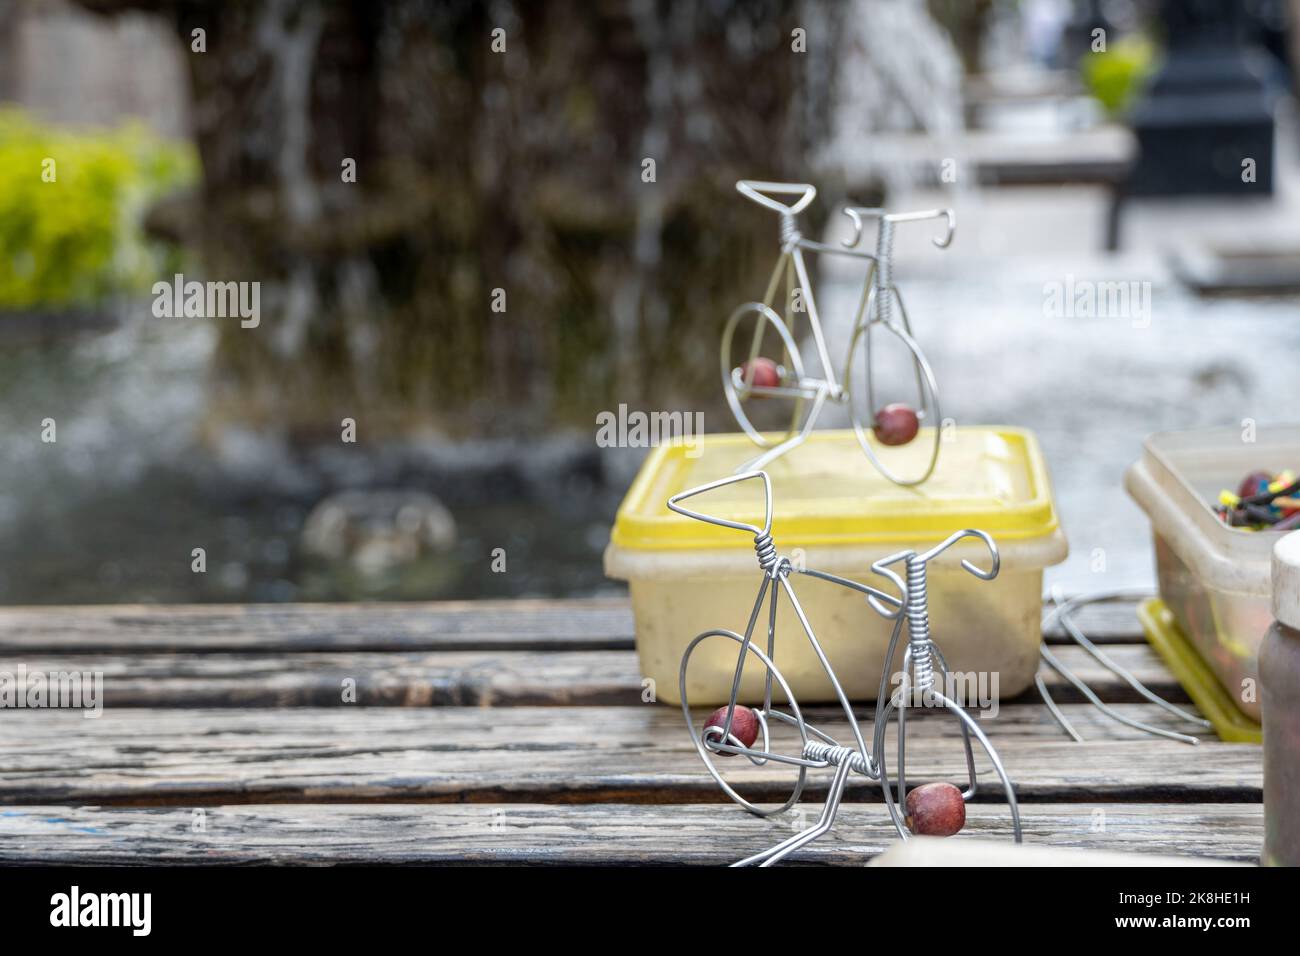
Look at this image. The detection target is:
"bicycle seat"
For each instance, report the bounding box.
[667,470,773,537]
[736,180,817,217]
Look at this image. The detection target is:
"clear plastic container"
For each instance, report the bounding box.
[1261,531,1300,866]
[1124,425,1300,723]
[604,428,1067,706]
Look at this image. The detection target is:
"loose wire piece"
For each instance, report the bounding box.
[1036,588,1212,746]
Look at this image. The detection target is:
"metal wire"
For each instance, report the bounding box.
[1035,587,1212,745]
[671,472,1022,865]
[726,180,953,485]
[904,557,934,691]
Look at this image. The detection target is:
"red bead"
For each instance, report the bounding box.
[739,357,780,392]
[703,705,759,755]
[1237,470,1273,499]
[873,403,919,446]
[905,782,965,836]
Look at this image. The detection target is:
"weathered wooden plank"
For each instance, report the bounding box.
[0,643,1185,708]
[0,706,1256,807]
[0,802,1261,865]
[0,599,637,653]
[1040,597,1151,643]
[0,596,1145,655]
[0,650,638,707]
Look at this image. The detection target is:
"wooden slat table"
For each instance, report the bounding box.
[0,598,1263,865]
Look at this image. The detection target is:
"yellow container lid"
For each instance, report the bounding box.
[610,427,1062,551]
[1137,598,1260,743]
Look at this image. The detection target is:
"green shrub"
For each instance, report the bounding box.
[1081,35,1158,118]
[0,109,198,309]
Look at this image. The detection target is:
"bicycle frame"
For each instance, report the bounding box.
[668,470,1022,865]
[723,180,953,485]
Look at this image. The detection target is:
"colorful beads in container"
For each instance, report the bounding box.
[1215,470,1300,530]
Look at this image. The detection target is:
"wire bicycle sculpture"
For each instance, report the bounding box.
[668,470,1021,865]
[722,180,954,485]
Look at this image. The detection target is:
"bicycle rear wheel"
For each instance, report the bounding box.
[680,628,810,816]
[720,302,813,449]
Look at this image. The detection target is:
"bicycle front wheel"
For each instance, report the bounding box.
[844,288,941,486]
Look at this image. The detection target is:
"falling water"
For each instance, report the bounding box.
[816,0,965,196]
[257,0,326,359]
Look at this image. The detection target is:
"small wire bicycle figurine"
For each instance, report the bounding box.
[669,470,1021,866]
[722,180,953,485]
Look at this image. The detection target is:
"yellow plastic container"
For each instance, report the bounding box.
[604,428,1068,705]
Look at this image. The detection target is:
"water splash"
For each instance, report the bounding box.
[256,0,326,358]
[817,0,964,195]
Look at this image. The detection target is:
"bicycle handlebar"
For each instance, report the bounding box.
[872,530,1000,580]
[841,206,955,251]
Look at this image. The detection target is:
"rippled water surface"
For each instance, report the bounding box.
[3,252,1297,604]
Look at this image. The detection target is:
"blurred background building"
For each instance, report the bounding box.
[0,0,1297,604]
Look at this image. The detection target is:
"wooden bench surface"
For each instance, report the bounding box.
[861,127,1136,185]
[0,597,1264,865]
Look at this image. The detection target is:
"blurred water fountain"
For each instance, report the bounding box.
[816,0,965,196]
[11,0,1282,608]
[800,0,973,421]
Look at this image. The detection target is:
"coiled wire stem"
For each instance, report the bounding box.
[802,741,872,775]
[753,531,781,577]
[779,212,800,248]
[875,217,895,327]
[904,556,935,696]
